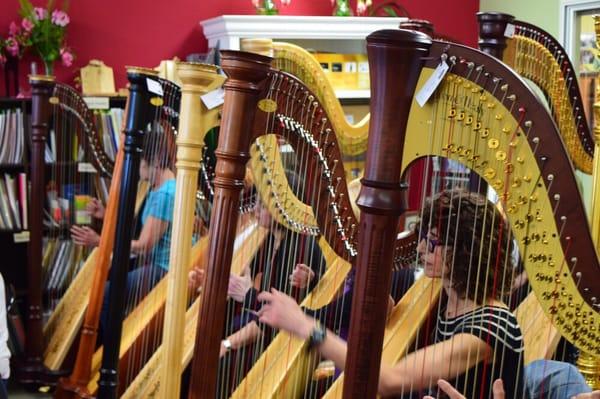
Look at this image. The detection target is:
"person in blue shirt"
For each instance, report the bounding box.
[71,127,176,335]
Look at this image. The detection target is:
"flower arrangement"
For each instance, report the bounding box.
[251,0,399,17]
[1,0,74,75]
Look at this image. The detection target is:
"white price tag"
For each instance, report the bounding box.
[415,61,449,107]
[14,231,30,243]
[201,87,225,110]
[504,23,515,38]
[78,162,97,173]
[83,97,110,110]
[146,78,164,96]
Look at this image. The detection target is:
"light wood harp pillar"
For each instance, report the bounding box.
[159,62,223,398]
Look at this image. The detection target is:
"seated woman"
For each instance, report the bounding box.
[258,190,526,398]
[71,127,177,332]
[189,195,325,358]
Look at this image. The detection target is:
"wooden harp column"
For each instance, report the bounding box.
[18,75,64,387]
[96,68,161,399]
[187,50,272,399]
[342,30,431,399]
[476,12,515,59]
[159,62,224,399]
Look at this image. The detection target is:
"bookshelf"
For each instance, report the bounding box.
[0,95,126,296]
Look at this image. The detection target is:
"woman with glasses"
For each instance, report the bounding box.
[257,189,525,398]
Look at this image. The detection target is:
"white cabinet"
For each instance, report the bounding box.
[200,15,407,99]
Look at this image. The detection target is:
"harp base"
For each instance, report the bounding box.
[54,378,95,399]
[15,356,68,390]
[576,351,600,390]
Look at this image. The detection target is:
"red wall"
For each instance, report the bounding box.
[0,0,478,95]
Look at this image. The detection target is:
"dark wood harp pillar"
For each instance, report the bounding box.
[476,12,515,58]
[187,51,272,399]
[18,75,62,387]
[343,30,431,399]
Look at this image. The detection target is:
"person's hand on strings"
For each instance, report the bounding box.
[87,197,105,219]
[228,266,253,302]
[257,288,314,340]
[423,379,505,399]
[290,263,315,289]
[188,266,205,293]
[70,225,101,247]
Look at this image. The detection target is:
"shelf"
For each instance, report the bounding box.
[0,164,26,171]
[201,15,407,52]
[200,15,406,101]
[335,89,370,99]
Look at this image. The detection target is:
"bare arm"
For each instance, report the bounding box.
[258,289,491,397]
[131,216,169,255]
[220,321,262,357]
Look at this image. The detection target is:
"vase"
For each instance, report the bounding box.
[43,60,55,76]
[257,0,279,15]
[334,0,353,16]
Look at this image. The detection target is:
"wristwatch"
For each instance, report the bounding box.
[307,321,326,349]
[222,338,232,352]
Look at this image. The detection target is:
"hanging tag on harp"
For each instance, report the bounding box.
[504,23,516,38]
[201,87,225,110]
[415,60,449,107]
[146,77,164,96]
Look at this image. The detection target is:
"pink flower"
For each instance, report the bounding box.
[356,1,367,15]
[60,48,73,67]
[34,7,48,20]
[51,10,70,27]
[5,38,19,57]
[252,0,260,7]
[281,0,291,5]
[9,21,20,36]
[21,18,34,32]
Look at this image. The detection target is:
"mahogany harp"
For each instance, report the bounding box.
[22,76,117,388]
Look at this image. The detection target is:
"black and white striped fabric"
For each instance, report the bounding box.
[436,306,526,399]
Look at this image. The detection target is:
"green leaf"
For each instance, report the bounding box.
[383,6,398,17]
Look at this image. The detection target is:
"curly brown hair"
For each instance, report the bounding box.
[419,189,514,304]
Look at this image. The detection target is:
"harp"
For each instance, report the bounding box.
[259,20,457,199]
[187,29,600,399]
[477,12,600,385]
[20,75,120,387]
[185,43,421,397]
[333,32,600,397]
[94,67,181,398]
[476,13,598,188]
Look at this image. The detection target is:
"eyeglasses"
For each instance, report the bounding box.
[419,230,443,253]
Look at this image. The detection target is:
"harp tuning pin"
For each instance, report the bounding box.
[501,84,509,92]
[532,137,540,144]
[476,65,483,72]
[554,194,560,201]
[547,174,554,181]
[466,62,475,69]
[525,120,533,128]
[308,95,314,101]
[507,94,516,101]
